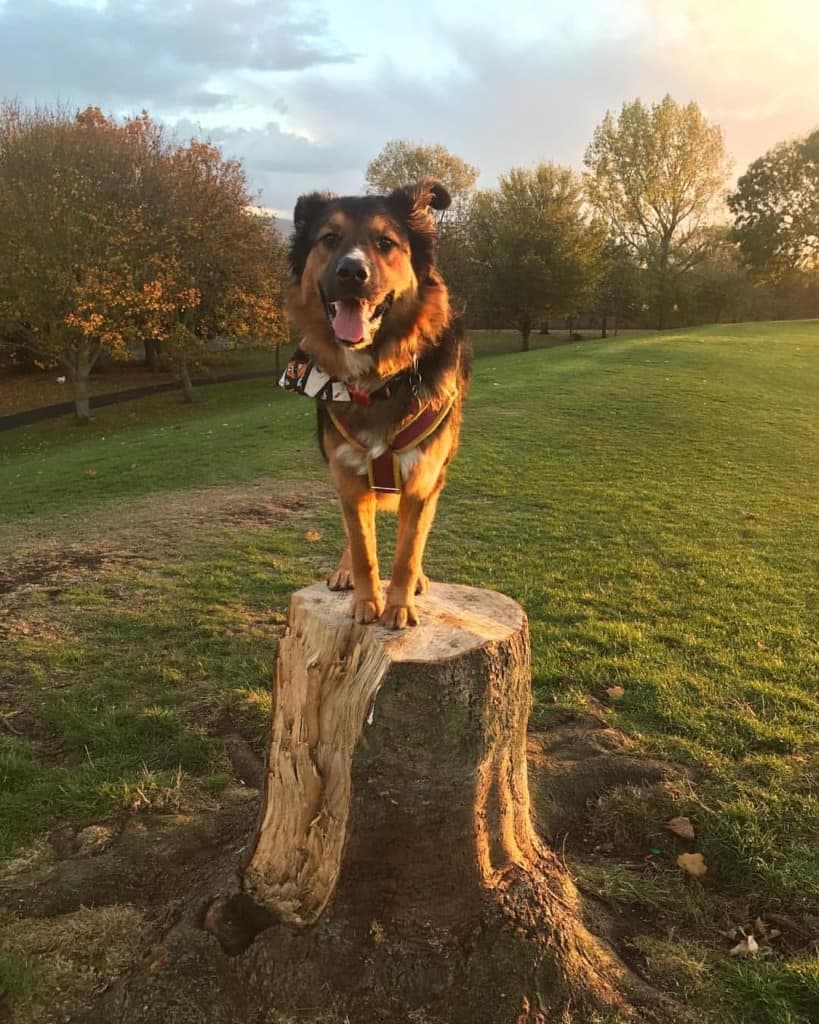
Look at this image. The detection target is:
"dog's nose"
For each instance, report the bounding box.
[336,254,370,284]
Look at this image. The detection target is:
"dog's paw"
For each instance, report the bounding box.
[414,572,430,596]
[351,594,384,624]
[379,601,419,630]
[327,567,355,591]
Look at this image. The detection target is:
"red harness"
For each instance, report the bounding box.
[327,395,456,493]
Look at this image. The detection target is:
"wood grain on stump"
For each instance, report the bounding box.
[209,582,693,1024]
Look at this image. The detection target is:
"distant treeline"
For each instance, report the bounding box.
[1,97,817,422]
[366,106,819,345]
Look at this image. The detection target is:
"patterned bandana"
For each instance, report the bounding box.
[279,348,360,402]
[279,347,417,406]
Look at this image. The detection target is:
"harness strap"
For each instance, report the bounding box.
[327,393,456,493]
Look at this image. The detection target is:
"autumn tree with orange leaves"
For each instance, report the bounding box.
[0,104,287,422]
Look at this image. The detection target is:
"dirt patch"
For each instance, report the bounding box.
[527,712,675,849]
[0,905,150,1023]
[0,550,109,598]
[0,785,259,1024]
[0,704,63,761]
[0,478,334,566]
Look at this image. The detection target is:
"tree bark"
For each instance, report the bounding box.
[67,340,104,424]
[144,338,161,371]
[519,316,531,351]
[73,366,91,424]
[203,583,691,1024]
[177,358,195,403]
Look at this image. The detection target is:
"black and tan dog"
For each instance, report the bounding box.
[282,178,470,629]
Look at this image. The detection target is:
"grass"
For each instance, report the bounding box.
[1,320,818,1022]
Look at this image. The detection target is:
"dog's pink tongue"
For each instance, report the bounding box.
[332,300,367,342]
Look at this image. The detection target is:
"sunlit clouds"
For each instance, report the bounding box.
[0,0,816,211]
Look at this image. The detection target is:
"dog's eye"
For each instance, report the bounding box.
[375,236,397,253]
[319,232,340,249]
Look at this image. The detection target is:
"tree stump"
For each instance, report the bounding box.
[210,582,690,1024]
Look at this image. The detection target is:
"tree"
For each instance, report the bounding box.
[365,140,479,312]
[365,139,478,215]
[591,238,643,337]
[0,104,288,420]
[728,130,819,281]
[0,105,164,422]
[584,95,731,329]
[468,163,604,349]
[145,139,288,402]
[688,231,751,325]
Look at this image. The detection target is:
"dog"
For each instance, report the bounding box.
[282,178,470,629]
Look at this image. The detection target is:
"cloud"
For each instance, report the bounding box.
[272,27,690,191]
[0,0,354,114]
[172,118,365,211]
[1,0,817,212]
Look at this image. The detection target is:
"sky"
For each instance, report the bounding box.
[1,0,818,217]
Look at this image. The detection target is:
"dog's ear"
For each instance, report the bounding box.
[388,178,452,217]
[289,191,335,279]
[386,178,451,278]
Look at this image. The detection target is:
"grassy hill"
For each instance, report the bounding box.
[1,321,817,1022]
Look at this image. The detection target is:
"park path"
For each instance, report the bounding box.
[0,370,280,432]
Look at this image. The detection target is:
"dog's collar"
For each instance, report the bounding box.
[279,347,420,406]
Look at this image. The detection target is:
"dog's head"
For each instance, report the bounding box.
[287,179,451,351]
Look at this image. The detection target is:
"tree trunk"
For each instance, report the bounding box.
[73,366,91,425]
[177,358,195,403]
[601,314,608,339]
[519,317,531,351]
[69,341,103,425]
[144,338,161,371]
[203,583,691,1024]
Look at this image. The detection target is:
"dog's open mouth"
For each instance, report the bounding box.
[327,294,394,347]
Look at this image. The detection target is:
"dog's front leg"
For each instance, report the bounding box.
[327,537,354,591]
[337,490,383,623]
[381,487,441,629]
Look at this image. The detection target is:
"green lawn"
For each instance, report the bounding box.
[1,321,818,1023]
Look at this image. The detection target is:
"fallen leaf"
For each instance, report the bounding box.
[85,468,97,478]
[605,686,625,700]
[677,852,707,878]
[730,934,759,957]
[666,816,696,841]
[304,530,322,543]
